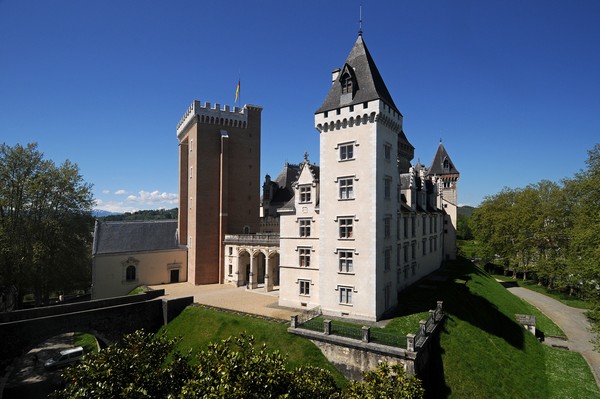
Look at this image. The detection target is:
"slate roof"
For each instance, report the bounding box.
[93,220,181,256]
[316,35,400,115]
[428,142,460,176]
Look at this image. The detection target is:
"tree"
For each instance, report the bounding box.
[53,330,425,398]
[0,143,94,307]
[344,363,424,399]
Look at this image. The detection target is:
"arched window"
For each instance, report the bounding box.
[126,265,136,281]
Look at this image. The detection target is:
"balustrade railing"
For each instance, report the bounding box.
[292,301,444,351]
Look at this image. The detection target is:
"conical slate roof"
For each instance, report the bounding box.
[428,142,459,176]
[316,35,399,115]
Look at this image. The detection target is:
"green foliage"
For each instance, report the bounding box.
[0,142,94,308]
[53,329,424,399]
[457,214,473,240]
[52,330,193,398]
[344,363,424,399]
[73,332,98,354]
[470,144,600,349]
[100,208,178,221]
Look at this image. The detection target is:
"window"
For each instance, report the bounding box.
[384,177,391,200]
[384,143,392,160]
[411,216,416,237]
[339,143,354,161]
[384,248,391,271]
[299,280,310,296]
[403,244,409,262]
[384,216,391,238]
[228,247,233,255]
[126,265,136,281]
[299,248,311,267]
[339,286,353,305]
[339,218,353,239]
[403,217,408,238]
[411,241,416,260]
[339,178,354,200]
[423,216,427,235]
[299,186,311,203]
[412,262,416,276]
[299,219,311,237]
[341,74,353,94]
[422,239,427,256]
[339,251,353,273]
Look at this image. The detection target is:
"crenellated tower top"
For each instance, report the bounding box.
[176,100,262,140]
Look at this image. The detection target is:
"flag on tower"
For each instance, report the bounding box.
[235,79,240,103]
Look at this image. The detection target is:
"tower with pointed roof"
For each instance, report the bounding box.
[428,142,460,260]
[313,33,416,320]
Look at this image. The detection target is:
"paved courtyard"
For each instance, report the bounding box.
[149,282,299,321]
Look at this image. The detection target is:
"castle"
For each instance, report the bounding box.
[91,33,459,322]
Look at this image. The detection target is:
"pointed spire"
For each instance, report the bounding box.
[316,35,400,114]
[358,5,363,37]
[428,142,459,176]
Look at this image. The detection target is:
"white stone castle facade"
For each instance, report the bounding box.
[91,33,459,322]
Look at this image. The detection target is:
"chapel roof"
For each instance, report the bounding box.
[316,35,400,115]
[93,220,181,256]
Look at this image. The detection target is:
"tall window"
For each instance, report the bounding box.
[299,248,311,267]
[339,218,353,239]
[126,265,136,281]
[384,143,392,160]
[299,280,310,296]
[339,178,354,200]
[299,219,311,237]
[384,216,391,238]
[339,251,353,273]
[299,186,311,203]
[339,143,354,161]
[411,241,416,260]
[384,177,392,200]
[341,74,353,94]
[422,239,427,256]
[423,216,427,235]
[411,216,416,237]
[339,286,353,305]
[403,217,408,238]
[384,248,391,271]
[404,244,409,262]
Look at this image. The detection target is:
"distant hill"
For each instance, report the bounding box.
[98,208,178,221]
[93,210,121,218]
[458,205,476,217]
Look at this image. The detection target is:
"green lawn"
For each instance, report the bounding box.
[156,258,599,398]
[159,305,348,388]
[73,332,98,354]
[399,257,599,398]
[494,275,590,310]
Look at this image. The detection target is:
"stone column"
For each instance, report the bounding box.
[324,320,332,335]
[290,315,298,328]
[362,326,370,343]
[249,253,258,289]
[406,334,415,352]
[264,254,273,292]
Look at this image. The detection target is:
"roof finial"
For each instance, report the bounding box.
[358,4,363,36]
[304,151,309,161]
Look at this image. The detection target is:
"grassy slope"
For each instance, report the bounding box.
[159,305,347,388]
[417,258,599,398]
[158,259,598,398]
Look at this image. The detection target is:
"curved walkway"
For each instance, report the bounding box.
[504,284,600,388]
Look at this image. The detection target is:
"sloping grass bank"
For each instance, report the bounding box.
[158,305,347,388]
[403,257,599,398]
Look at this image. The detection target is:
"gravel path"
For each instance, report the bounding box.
[149,282,298,321]
[504,284,600,388]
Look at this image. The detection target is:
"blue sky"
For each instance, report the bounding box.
[1,1,598,212]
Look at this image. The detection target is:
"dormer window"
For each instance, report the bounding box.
[341,74,353,94]
[443,158,451,173]
[339,64,356,103]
